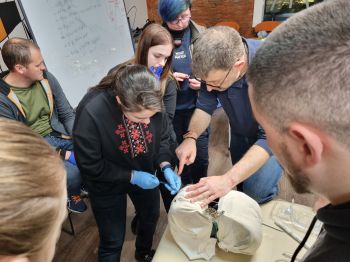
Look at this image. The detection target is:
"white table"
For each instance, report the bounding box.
[153,200,318,262]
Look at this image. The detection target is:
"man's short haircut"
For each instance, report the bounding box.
[158,0,192,22]
[192,26,245,78]
[1,37,40,70]
[248,0,350,148]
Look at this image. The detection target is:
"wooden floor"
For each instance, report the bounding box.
[53,108,316,262]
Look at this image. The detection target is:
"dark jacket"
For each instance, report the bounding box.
[0,71,75,137]
[73,88,174,194]
[164,77,177,147]
[301,202,350,261]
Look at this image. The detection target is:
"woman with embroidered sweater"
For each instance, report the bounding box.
[109,23,178,211]
[73,65,180,262]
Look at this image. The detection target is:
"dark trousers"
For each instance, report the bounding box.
[89,185,160,262]
[173,108,209,185]
[230,132,282,204]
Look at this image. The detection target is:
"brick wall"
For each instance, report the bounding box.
[146,0,255,37]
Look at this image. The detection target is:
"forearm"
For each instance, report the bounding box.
[226,145,270,186]
[187,109,211,137]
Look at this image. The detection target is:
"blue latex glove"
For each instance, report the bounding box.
[131,170,160,189]
[67,151,77,165]
[163,167,181,195]
[150,66,163,80]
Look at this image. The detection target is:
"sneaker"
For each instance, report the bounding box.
[135,249,155,262]
[67,195,87,213]
[131,214,139,235]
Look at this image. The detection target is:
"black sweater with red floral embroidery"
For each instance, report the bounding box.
[73,88,174,194]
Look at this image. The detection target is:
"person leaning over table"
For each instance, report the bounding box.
[158,0,210,186]
[176,26,283,206]
[73,65,181,262]
[247,0,350,261]
[109,23,178,213]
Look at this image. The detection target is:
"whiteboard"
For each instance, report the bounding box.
[18,0,134,106]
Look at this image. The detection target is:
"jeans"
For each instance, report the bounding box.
[44,134,82,197]
[173,109,209,185]
[230,132,282,204]
[89,185,160,262]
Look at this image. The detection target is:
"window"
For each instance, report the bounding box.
[264,0,324,21]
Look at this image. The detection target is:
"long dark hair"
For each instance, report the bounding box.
[135,23,174,83]
[92,64,163,113]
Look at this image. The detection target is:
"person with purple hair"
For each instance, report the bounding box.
[158,0,210,187]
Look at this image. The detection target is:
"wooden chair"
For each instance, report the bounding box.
[215,21,240,32]
[254,21,281,34]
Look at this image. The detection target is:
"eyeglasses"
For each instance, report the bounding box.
[192,66,233,89]
[169,15,191,25]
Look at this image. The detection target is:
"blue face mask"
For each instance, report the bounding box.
[150,66,163,80]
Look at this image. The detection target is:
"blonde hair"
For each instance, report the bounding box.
[0,118,67,260]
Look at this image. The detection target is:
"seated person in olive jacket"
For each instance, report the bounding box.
[0,37,86,213]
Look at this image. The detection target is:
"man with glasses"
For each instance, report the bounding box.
[176,26,282,206]
[158,0,210,187]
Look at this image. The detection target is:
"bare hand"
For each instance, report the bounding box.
[173,72,189,82]
[188,78,201,90]
[176,138,197,174]
[185,175,235,208]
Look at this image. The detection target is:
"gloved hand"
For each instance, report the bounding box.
[131,170,160,189]
[163,166,181,195]
[67,151,77,165]
[150,66,163,80]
